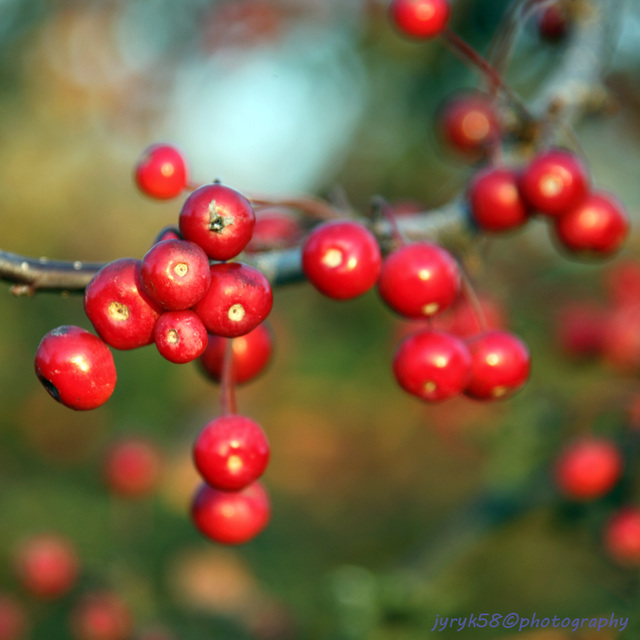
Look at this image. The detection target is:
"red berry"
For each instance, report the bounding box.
[245,207,303,253]
[378,242,461,318]
[602,304,640,373]
[179,183,255,260]
[0,594,27,640]
[104,438,162,499]
[389,0,450,39]
[554,302,606,358]
[35,326,116,411]
[154,310,208,364]
[151,226,181,246]
[468,167,529,232]
[193,263,273,338]
[199,323,273,384]
[70,592,132,640]
[84,259,162,350]
[302,221,382,300]
[439,92,500,158]
[536,3,568,41]
[554,438,623,501]
[191,481,270,545]
[603,259,640,307]
[553,190,629,256]
[13,534,78,599]
[604,507,640,566]
[464,330,530,400]
[140,239,211,310]
[134,144,187,200]
[520,148,589,216]
[393,329,472,402]
[193,415,270,491]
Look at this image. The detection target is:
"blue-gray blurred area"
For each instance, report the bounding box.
[1,1,640,639]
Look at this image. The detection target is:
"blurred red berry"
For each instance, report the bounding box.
[245,208,302,253]
[134,144,187,200]
[104,439,162,499]
[389,0,451,39]
[554,302,607,358]
[70,593,132,640]
[604,507,640,566]
[0,594,27,640]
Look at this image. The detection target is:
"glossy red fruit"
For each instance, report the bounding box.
[389,0,451,39]
[193,263,273,338]
[464,330,530,400]
[393,329,472,402]
[554,302,607,358]
[84,259,162,350]
[35,326,116,411]
[520,149,589,216]
[604,507,640,566]
[439,92,500,157]
[553,190,629,256]
[603,259,640,307]
[191,481,270,545]
[13,534,78,599]
[0,594,27,640]
[153,310,208,364]
[468,167,529,232]
[199,323,273,384]
[70,592,132,640]
[378,242,461,318]
[245,207,302,253]
[179,183,255,260]
[134,144,187,200]
[302,221,382,300]
[194,415,270,491]
[104,439,162,499]
[140,239,211,310]
[555,438,623,501]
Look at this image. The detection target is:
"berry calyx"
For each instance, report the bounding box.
[140,239,211,310]
[193,415,270,491]
[13,534,79,599]
[468,167,529,232]
[199,323,273,385]
[519,148,590,217]
[554,438,623,501]
[84,258,162,350]
[464,330,530,400]
[103,438,163,499]
[378,242,461,318]
[389,0,451,39]
[302,221,382,300]
[179,183,256,260]
[553,190,629,256]
[193,262,273,338]
[35,326,116,411]
[604,507,640,566]
[70,593,132,640]
[154,310,208,364]
[393,329,472,401]
[134,144,187,200]
[191,481,270,545]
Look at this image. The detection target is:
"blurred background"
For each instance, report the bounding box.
[2,0,640,638]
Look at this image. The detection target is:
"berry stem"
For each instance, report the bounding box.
[220,338,237,415]
[370,196,407,247]
[250,195,342,221]
[459,271,488,333]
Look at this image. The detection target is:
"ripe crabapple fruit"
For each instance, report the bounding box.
[389,0,451,39]
[140,239,211,310]
[134,143,187,200]
[84,258,162,350]
[0,594,27,640]
[603,259,640,307]
[191,481,270,545]
[70,592,132,640]
[153,310,208,364]
[554,302,607,359]
[553,190,629,256]
[302,220,382,300]
[13,534,79,599]
[193,262,273,338]
[199,323,273,384]
[193,415,270,491]
[604,507,640,566]
[519,148,589,217]
[35,326,116,411]
[103,438,163,499]
[536,2,569,41]
[468,167,529,232]
[378,242,461,318]
[554,438,623,501]
[245,207,303,253]
[464,330,530,400]
[179,183,255,260]
[393,329,472,401]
